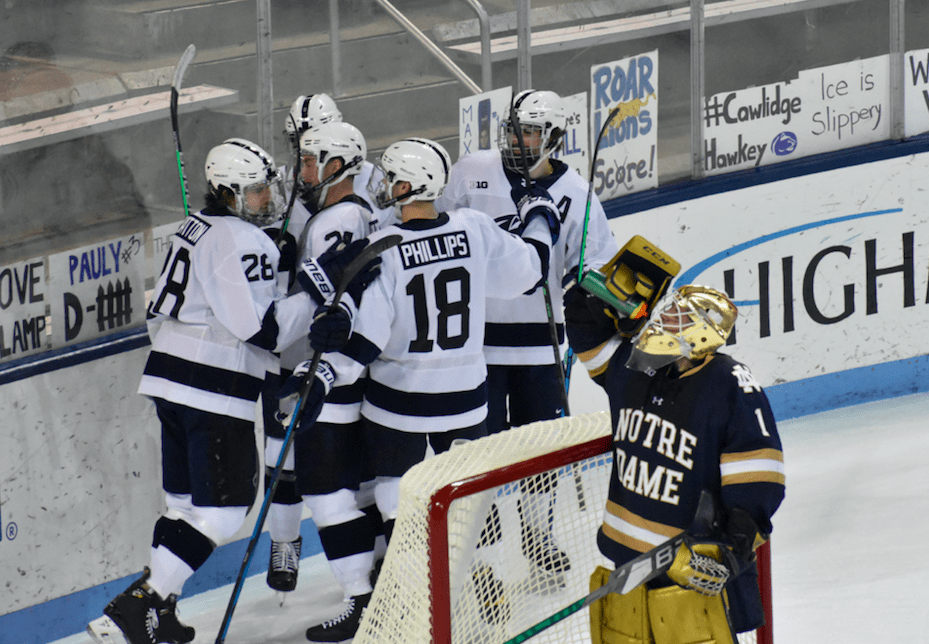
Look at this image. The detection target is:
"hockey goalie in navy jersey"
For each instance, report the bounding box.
[564,249,785,644]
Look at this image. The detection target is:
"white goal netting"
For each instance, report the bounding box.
[354,411,766,644]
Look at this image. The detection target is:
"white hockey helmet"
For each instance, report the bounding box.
[499,89,566,174]
[284,93,343,145]
[368,137,451,209]
[298,121,367,208]
[626,285,738,374]
[204,138,285,227]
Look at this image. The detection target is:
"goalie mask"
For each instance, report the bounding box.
[284,93,342,145]
[499,89,566,174]
[205,138,285,227]
[298,121,367,209]
[368,137,450,211]
[626,285,738,374]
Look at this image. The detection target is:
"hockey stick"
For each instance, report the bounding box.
[509,98,570,417]
[502,490,716,644]
[170,44,196,218]
[214,233,403,644]
[277,114,302,246]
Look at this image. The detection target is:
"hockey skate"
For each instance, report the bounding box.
[472,565,510,626]
[305,591,372,643]
[521,525,571,591]
[87,568,195,644]
[267,536,302,593]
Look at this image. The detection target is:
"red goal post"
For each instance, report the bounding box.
[353,411,773,644]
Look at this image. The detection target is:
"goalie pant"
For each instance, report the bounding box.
[564,296,785,633]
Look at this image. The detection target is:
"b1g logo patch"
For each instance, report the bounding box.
[469,180,489,189]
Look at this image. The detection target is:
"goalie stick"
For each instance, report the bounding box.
[170,44,196,218]
[502,490,716,644]
[214,233,403,644]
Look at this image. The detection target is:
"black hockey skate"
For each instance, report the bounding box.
[472,566,510,626]
[267,536,302,592]
[87,568,195,644]
[305,591,372,643]
[522,526,571,591]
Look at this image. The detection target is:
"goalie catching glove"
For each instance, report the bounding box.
[275,359,336,432]
[578,235,681,337]
[667,506,768,596]
[297,237,381,307]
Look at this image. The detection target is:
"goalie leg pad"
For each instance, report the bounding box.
[589,566,653,644]
[648,585,735,644]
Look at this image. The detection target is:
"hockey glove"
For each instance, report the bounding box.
[563,275,623,353]
[264,227,299,274]
[308,300,355,354]
[512,184,561,245]
[275,359,336,433]
[666,535,740,596]
[297,238,381,306]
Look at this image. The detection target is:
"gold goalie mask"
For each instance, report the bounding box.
[626,285,738,374]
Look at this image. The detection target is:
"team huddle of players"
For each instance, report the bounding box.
[87,88,785,644]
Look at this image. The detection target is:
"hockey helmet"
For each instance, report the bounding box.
[204,138,285,227]
[284,93,343,145]
[298,121,367,208]
[626,285,738,374]
[499,89,566,174]
[368,137,451,210]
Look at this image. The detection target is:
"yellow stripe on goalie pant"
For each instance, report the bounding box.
[588,566,735,644]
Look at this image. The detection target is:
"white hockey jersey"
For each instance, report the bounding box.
[434,150,619,366]
[139,210,314,421]
[326,209,548,433]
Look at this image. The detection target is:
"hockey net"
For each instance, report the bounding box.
[354,411,772,644]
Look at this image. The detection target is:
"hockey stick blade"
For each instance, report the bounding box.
[503,490,715,644]
[214,233,401,644]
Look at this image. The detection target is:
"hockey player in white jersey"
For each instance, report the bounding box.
[434,89,619,581]
[282,137,560,642]
[262,121,388,603]
[86,138,374,644]
[284,93,397,230]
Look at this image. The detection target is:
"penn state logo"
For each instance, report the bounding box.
[771,131,797,156]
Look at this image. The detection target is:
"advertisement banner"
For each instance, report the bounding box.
[47,233,147,347]
[612,152,929,387]
[457,87,512,159]
[904,47,929,138]
[704,55,890,175]
[549,92,589,180]
[0,256,48,362]
[589,49,659,201]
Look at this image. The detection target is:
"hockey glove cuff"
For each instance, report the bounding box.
[308,298,356,353]
[513,185,561,245]
[297,238,381,305]
[275,359,336,432]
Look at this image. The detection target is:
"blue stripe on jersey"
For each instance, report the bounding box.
[484,321,564,347]
[246,302,280,351]
[341,332,382,367]
[144,352,263,402]
[327,378,366,404]
[364,379,487,417]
